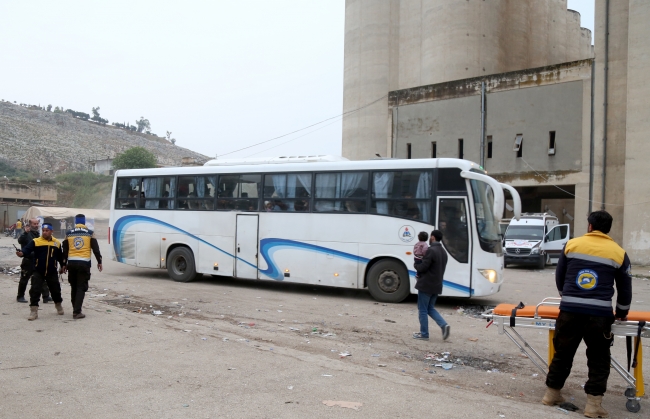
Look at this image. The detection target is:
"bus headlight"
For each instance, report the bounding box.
[478,269,498,283]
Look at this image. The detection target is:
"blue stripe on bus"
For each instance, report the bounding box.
[113,215,473,294]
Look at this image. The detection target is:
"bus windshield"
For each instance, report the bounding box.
[470,180,502,254]
[505,225,545,240]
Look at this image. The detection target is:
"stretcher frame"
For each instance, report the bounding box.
[484,297,649,413]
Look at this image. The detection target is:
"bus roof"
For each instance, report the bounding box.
[114,158,485,177]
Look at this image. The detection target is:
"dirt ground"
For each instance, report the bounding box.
[0,234,648,419]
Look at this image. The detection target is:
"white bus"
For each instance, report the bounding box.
[109,156,521,303]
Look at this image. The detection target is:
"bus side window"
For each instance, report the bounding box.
[116,177,140,209]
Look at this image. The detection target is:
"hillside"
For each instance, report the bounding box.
[0,101,208,174]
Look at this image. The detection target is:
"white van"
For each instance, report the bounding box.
[503,213,570,269]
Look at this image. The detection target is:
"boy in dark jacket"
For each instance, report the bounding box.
[413,230,450,341]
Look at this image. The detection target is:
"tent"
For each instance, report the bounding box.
[23,207,109,221]
[22,207,110,239]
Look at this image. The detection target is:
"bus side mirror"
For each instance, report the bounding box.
[544,236,549,242]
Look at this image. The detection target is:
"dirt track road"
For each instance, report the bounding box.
[1,235,648,418]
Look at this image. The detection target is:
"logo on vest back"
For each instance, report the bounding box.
[576,269,598,290]
[73,237,84,250]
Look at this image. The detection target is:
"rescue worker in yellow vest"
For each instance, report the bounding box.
[16,222,66,321]
[61,214,102,320]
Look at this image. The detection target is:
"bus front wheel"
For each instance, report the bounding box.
[367,260,410,303]
[167,247,199,282]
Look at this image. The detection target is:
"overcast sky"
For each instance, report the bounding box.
[1,0,594,160]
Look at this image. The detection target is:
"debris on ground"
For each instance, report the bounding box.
[322,400,363,411]
[454,304,495,318]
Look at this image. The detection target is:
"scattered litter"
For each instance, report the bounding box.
[321,374,333,377]
[371,354,380,357]
[532,373,538,377]
[339,352,351,357]
[322,400,362,411]
[248,323,255,327]
[312,327,318,332]
[152,310,163,315]
[222,338,229,342]
[468,338,479,342]
[558,402,579,412]
[168,316,172,319]
[384,319,396,323]
[441,363,453,370]
[556,407,569,414]
[201,338,207,341]
[287,386,293,390]
[277,310,283,313]
[289,327,300,331]
[378,364,387,367]
[228,368,236,370]
[498,415,505,418]
[183,330,192,332]
[182,404,189,407]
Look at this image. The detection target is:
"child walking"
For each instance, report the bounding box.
[413,231,429,278]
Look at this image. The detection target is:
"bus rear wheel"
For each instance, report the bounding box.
[367,260,410,303]
[167,247,200,282]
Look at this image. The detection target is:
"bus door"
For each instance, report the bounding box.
[436,197,472,297]
[235,214,259,279]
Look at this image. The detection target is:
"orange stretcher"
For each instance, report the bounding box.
[484,297,650,413]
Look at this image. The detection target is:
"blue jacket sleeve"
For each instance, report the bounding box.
[614,253,633,318]
[555,244,568,296]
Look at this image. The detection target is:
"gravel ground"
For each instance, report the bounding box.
[0,234,648,418]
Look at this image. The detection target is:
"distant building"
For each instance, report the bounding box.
[89,158,114,175]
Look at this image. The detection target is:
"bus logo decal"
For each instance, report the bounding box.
[398,225,415,242]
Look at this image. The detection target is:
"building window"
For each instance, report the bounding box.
[458,139,464,159]
[407,143,412,159]
[487,136,493,159]
[548,131,556,155]
[513,134,523,158]
[431,142,437,158]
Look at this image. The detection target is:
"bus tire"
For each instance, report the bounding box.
[366,260,410,303]
[167,247,199,283]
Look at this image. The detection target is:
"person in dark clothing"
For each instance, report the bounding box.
[61,214,102,320]
[16,223,66,321]
[413,230,450,341]
[16,218,50,303]
[542,211,632,418]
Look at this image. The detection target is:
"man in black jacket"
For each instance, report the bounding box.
[16,218,50,303]
[413,230,450,341]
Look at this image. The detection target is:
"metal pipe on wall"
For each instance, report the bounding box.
[588,59,596,214]
[601,0,610,210]
[479,82,485,168]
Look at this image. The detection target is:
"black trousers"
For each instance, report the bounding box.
[68,264,90,315]
[29,271,62,307]
[546,311,614,396]
[18,265,50,299]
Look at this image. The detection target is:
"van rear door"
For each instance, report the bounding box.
[543,224,570,265]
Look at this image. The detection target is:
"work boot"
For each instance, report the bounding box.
[584,394,608,418]
[55,303,64,315]
[542,387,565,406]
[73,313,85,320]
[28,306,38,321]
[16,296,28,303]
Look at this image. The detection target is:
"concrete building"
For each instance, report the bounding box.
[343,0,593,160]
[89,158,114,175]
[342,0,649,264]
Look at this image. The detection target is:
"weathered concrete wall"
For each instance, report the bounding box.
[623,0,650,264]
[343,0,595,161]
[0,182,57,203]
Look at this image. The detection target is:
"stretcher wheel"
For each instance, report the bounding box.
[626,399,641,413]
[625,387,636,398]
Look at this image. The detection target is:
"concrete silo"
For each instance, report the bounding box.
[548,0,568,65]
[342,0,397,159]
[398,0,424,89]
[504,0,530,71]
[529,0,551,68]
[565,10,582,62]
[580,27,594,59]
